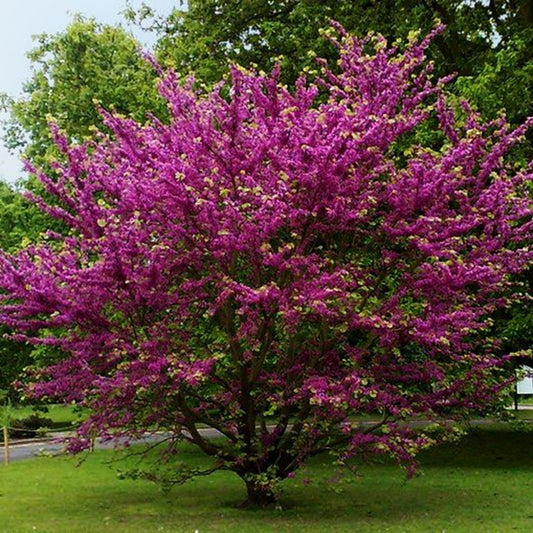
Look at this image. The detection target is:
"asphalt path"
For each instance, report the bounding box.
[1,428,224,463]
[3,439,66,462]
[3,410,531,463]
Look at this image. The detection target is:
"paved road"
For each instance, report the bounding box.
[1,429,223,463]
[2,439,66,462]
[3,411,531,463]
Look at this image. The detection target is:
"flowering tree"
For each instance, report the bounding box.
[0,26,531,506]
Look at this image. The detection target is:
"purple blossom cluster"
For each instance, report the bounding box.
[0,26,531,502]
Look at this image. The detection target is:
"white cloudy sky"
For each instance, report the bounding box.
[0,0,178,183]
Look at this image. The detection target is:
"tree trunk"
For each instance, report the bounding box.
[240,479,277,508]
[519,0,532,26]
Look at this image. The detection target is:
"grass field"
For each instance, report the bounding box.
[12,404,85,425]
[1,425,533,532]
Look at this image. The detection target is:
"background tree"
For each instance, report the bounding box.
[0,30,530,506]
[2,16,164,170]
[0,183,47,253]
[136,0,532,123]
[6,3,531,168]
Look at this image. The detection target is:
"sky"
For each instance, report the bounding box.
[0,0,178,184]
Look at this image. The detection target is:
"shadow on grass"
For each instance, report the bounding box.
[2,427,533,532]
[418,427,533,469]
[45,460,530,532]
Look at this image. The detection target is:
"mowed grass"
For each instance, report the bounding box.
[11,403,86,430]
[1,426,533,532]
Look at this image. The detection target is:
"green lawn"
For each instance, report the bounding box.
[11,403,86,431]
[1,426,533,532]
[519,396,533,405]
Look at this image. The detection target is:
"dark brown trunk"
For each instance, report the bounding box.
[240,479,277,508]
[519,0,533,26]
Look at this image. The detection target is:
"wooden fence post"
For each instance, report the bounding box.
[2,424,9,465]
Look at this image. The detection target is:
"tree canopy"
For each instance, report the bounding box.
[4,1,531,177]
[2,16,164,169]
[0,28,531,506]
[143,0,532,125]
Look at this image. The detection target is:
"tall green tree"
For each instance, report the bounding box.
[0,183,44,253]
[136,0,532,124]
[2,16,164,169]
